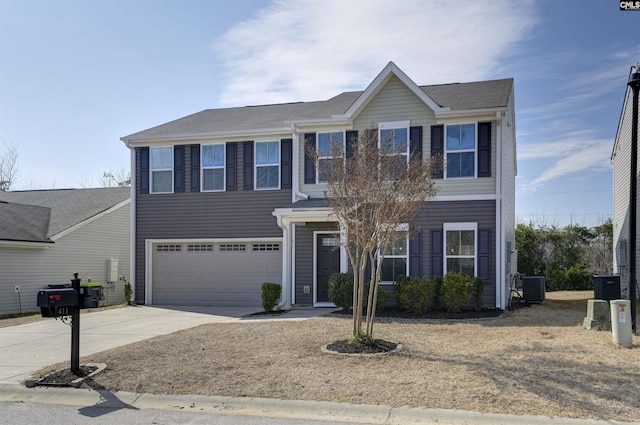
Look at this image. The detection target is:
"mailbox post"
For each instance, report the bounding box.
[70,273,81,373]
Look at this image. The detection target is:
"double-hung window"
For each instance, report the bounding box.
[444,222,477,276]
[380,234,409,283]
[446,123,476,178]
[317,131,344,183]
[202,143,225,191]
[150,146,173,193]
[255,140,280,190]
[379,121,409,179]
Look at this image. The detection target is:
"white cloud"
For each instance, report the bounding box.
[212,0,537,106]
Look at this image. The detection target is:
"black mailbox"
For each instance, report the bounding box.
[37,288,79,317]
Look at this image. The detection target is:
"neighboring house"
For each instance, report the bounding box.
[0,187,130,315]
[121,62,517,310]
[612,71,640,298]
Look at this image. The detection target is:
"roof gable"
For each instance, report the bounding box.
[341,62,448,119]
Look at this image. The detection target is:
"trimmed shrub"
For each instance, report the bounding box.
[123,281,133,306]
[395,275,437,314]
[440,273,473,313]
[328,273,354,310]
[261,282,281,312]
[473,277,484,311]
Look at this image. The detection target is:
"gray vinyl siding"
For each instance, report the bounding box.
[294,222,337,305]
[134,145,292,302]
[415,200,497,308]
[0,204,130,315]
[612,87,640,296]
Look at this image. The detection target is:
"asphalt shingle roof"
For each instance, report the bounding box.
[0,187,130,240]
[0,201,52,243]
[122,79,512,141]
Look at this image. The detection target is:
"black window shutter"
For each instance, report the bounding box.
[345,130,358,159]
[281,138,292,189]
[410,126,422,160]
[139,147,149,194]
[430,125,444,178]
[174,146,184,193]
[243,141,254,190]
[409,231,423,277]
[430,229,443,277]
[304,133,316,184]
[478,228,491,281]
[226,143,237,191]
[478,122,491,177]
[190,144,200,192]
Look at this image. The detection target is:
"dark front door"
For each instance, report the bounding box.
[316,233,341,304]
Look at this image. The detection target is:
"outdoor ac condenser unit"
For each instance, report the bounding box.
[522,276,545,304]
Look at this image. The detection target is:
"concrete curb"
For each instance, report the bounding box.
[1,384,638,425]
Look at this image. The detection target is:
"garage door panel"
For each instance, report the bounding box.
[152,242,281,306]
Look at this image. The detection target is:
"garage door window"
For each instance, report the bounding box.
[156,244,182,252]
[187,244,213,252]
[253,243,280,251]
[220,243,247,252]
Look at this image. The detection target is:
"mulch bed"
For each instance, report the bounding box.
[326,338,398,354]
[36,365,98,387]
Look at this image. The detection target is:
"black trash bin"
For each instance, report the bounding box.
[593,275,620,301]
[79,282,103,308]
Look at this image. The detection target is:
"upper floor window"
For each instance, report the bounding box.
[150,146,173,193]
[202,144,225,191]
[446,124,476,178]
[444,222,477,276]
[255,141,280,190]
[379,121,409,180]
[317,131,344,183]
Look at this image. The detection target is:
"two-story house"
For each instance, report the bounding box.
[121,62,517,310]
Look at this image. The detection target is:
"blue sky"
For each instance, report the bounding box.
[1,0,638,227]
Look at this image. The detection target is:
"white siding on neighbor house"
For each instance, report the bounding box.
[0,204,130,315]
[612,87,640,296]
[298,75,498,198]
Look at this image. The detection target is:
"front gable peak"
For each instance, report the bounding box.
[339,62,449,119]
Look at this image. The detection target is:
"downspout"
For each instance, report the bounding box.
[126,140,137,304]
[495,111,504,309]
[291,123,310,201]
[275,213,292,310]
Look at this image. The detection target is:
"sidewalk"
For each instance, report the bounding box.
[0,383,637,425]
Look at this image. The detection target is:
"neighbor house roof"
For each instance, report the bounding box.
[0,187,130,241]
[121,76,513,143]
[0,201,52,243]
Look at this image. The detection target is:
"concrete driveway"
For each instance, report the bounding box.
[0,305,330,385]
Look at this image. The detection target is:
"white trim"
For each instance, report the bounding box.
[0,240,52,248]
[443,222,478,277]
[444,122,477,180]
[496,111,505,309]
[50,199,131,241]
[291,223,297,305]
[121,127,293,144]
[313,231,339,307]
[150,146,174,194]
[435,107,507,118]
[254,140,281,190]
[129,147,136,299]
[433,194,496,202]
[201,143,226,192]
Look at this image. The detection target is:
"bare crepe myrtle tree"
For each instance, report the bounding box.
[306,128,440,343]
[0,141,19,192]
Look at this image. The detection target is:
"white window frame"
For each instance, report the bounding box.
[254,140,280,190]
[379,227,409,285]
[316,131,345,184]
[201,143,226,192]
[445,122,477,179]
[443,222,478,276]
[150,146,173,194]
[378,120,410,162]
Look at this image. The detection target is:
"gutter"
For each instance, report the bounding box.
[274,213,292,310]
[290,123,310,201]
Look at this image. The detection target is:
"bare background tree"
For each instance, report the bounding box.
[306,128,440,343]
[99,167,131,187]
[0,141,20,191]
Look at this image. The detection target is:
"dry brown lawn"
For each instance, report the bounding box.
[33,292,640,422]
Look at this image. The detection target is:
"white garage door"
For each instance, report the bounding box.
[151,241,282,306]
